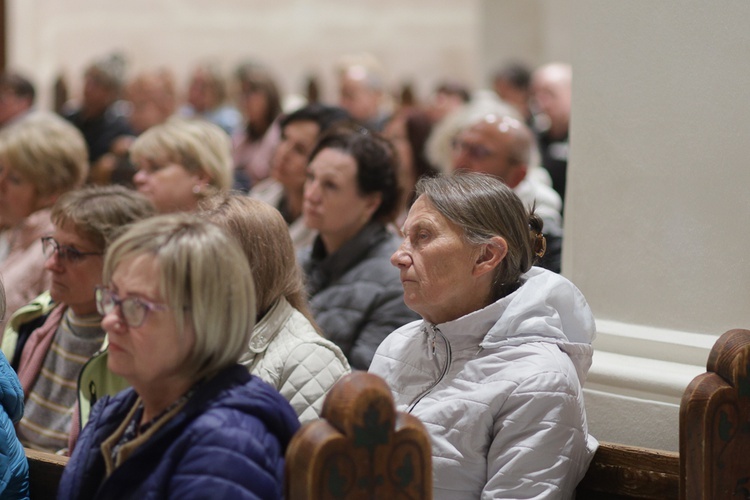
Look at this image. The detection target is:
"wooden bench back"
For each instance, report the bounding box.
[575,442,679,499]
[25,448,68,499]
[285,371,432,499]
[680,328,750,500]
[22,329,750,499]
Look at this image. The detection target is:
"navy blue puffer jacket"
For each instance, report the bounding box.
[58,364,300,500]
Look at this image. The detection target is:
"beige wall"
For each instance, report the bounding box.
[15,0,727,453]
[7,1,573,110]
[567,0,750,450]
[7,0,482,109]
[480,0,572,82]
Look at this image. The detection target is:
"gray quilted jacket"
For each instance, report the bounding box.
[239,297,350,423]
[301,223,420,370]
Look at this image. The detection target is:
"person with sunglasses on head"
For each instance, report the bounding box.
[1,186,154,454]
[59,214,299,500]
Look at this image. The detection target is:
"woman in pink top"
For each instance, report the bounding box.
[0,112,89,333]
[231,63,282,189]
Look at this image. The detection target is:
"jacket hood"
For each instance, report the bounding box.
[479,267,596,382]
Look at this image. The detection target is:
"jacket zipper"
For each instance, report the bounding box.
[407,324,452,413]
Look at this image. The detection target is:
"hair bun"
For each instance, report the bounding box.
[533,232,546,259]
[528,212,546,260]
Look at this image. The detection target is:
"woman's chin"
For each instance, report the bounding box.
[302,213,321,229]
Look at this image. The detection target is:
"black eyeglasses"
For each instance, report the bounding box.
[95,286,167,328]
[41,237,102,263]
[450,138,494,160]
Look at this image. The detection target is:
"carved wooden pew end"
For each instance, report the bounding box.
[286,371,432,499]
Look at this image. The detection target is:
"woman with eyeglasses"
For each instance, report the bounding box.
[0,112,89,333]
[58,214,299,500]
[1,186,154,454]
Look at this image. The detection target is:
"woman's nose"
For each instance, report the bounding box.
[43,251,63,272]
[276,141,292,162]
[391,246,411,268]
[133,169,147,186]
[101,310,125,334]
[270,146,288,175]
[303,179,319,202]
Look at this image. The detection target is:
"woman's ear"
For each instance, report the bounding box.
[196,169,211,184]
[192,170,212,193]
[472,236,508,278]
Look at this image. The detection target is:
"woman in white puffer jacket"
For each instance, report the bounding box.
[202,194,350,423]
[369,172,597,499]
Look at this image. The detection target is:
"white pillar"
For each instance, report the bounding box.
[566,0,750,450]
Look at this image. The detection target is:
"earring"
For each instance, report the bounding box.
[192,185,202,195]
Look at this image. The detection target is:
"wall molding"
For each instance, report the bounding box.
[587,320,717,405]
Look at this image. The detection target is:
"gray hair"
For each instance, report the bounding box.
[415,172,543,300]
[51,185,155,251]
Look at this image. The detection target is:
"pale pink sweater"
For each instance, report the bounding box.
[0,210,53,338]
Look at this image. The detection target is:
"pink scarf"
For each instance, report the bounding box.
[16,304,66,398]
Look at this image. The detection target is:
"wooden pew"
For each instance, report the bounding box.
[25,447,68,499]
[577,328,750,499]
[576,442,679,499]
[285,371,432,499]
[680,328,750,499]
[24,329,750,499]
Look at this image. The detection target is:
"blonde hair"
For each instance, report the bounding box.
[129,118,233,193]
[200,194,318,326]
[103,214,256,381]
[0,111,88,198]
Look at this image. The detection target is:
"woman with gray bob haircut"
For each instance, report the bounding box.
[58,214,299,499]
[370,172,597,498]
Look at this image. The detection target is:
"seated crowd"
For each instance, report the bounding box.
[0,54,591,499]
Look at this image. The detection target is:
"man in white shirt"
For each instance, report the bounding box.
[451,113,563,272]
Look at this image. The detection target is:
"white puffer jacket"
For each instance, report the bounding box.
[240,297,351,423]
[369,267,598,499]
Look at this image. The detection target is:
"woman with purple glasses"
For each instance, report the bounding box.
[58,214,299,499]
